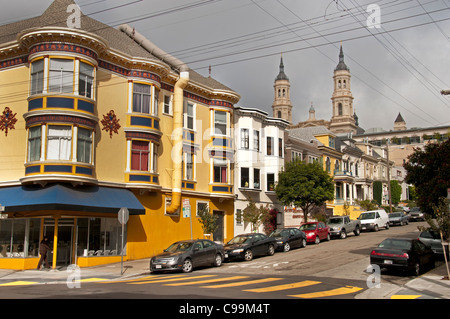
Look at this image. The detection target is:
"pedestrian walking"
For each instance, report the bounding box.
[37,236,51,270]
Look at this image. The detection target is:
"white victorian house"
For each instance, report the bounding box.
[233,106,289,235]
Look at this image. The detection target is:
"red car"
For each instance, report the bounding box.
[299,222,330,244]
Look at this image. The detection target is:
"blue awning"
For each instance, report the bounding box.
[0,184,145,215]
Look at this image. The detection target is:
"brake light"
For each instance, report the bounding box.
[371,251,408,258]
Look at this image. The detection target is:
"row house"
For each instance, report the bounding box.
[0,0,240,270]
[233,106,289,234]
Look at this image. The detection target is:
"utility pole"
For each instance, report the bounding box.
[386,140,392,214]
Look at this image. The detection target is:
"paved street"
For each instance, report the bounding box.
[0,220,440,302]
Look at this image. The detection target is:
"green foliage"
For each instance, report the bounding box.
[373,181,382,206]
[275,160,334,222]
[390,180,402,205]
[418,197,450,242]
[242,200,269,232]
[404,139,450,215]
[357,199,378,211]
[197,205,218,236]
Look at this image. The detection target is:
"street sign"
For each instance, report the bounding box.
[118,207,129,225]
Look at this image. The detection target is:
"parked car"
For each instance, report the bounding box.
[419,229,449,257]
[327,216,361,239]
[370,238,435,276]
[224,233,276,261]
[388,212,409,226]
[409,207,425,222]
[358,209,390,231]
[150,239,224,273]
[299,222,330,244]
[270,228,307,252]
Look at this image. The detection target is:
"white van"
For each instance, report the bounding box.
[358,209,390,232]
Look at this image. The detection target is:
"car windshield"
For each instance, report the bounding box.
[271,229,289,237]
[228,236,252,245]
[390,213,402,217]
[327,218,343,224]
[300,224,317,231]
[358,212,375,220]
[378,239,411,250]
[410,207,420,212]
[165,241,193,252]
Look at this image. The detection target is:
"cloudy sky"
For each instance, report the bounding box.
[2,0,450,131]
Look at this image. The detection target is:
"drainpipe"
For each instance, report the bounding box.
[119,24,189,214]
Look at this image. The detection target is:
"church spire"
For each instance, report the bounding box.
[275,55,289,81]
[335,44,349,71]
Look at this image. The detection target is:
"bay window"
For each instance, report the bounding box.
[77,127,92,163]
[79,62,94,98]
[28,126,41,162]
[131,140,149,171]
[133,83,151,114]
[213,158,227,183]
[214,110,227,135]
[46,125,72,160]
[184,102,195,130]
[30,60,44,95]
[49,59,74,94]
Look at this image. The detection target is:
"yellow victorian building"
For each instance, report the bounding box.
[0,0,239,270]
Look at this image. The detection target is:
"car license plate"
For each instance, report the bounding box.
[384,260,393,264]
[225,253,228,258]
[155,265,162,269]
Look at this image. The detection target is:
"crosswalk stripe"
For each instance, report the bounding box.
[0,281,38,286]
[129,275,216,285]
[165,276,248,286]
[289,286,363,298]
[391,295,422,299]
[101,274,185,284]
[202,277,283,289]
[244,280,321,293]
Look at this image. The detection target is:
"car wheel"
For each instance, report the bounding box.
[314,236,320,244]
[326,233,331,241]
[300,238,307,248]
[283,242,290,252]
[354,226,360,236]
[340,230,347,239]
[385,223,390,230]
[244,249,253,261]
[213,254,222,267]
[374,225,379,232]
[268,244,275,256]
[182,259,193,273]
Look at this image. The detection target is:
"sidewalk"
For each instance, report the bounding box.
[0,258,449,299]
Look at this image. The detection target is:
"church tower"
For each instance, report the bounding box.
[272,56,293,124]
[330,45,357,134]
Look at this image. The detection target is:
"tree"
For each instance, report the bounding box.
[197,205,218,238]
[373,181,382,206]
[275,160,334,222]
[390,180,402,206]
[404,139,450,215]
[242,200,269,232]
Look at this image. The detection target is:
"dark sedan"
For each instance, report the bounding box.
[388,212,409,226]
[150,239,224,273]
[370,238,435,276]
[270,228,306,252]
[224,233,276,261]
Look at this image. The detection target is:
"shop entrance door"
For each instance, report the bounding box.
[43,219,74,267]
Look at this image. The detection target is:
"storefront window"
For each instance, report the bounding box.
[0,219,41,258]
[77,218,126,257]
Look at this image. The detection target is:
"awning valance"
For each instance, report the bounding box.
[0,184,145,215]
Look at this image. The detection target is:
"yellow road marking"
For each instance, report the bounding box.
[129,275,216,285]
[244,280,321,293]
[289,286,363,298]
[0,281,38,286]
[165,276,248,286]
[101,274,185,284]
[76,278,108,282]
[391,295,422,299]
[202,277,283,289]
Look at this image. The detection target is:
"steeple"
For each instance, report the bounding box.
[330,44,357,134]
[335,45,349,71]
[276,56,289,81]
[394,112,406,131]
[272,55,292,123]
